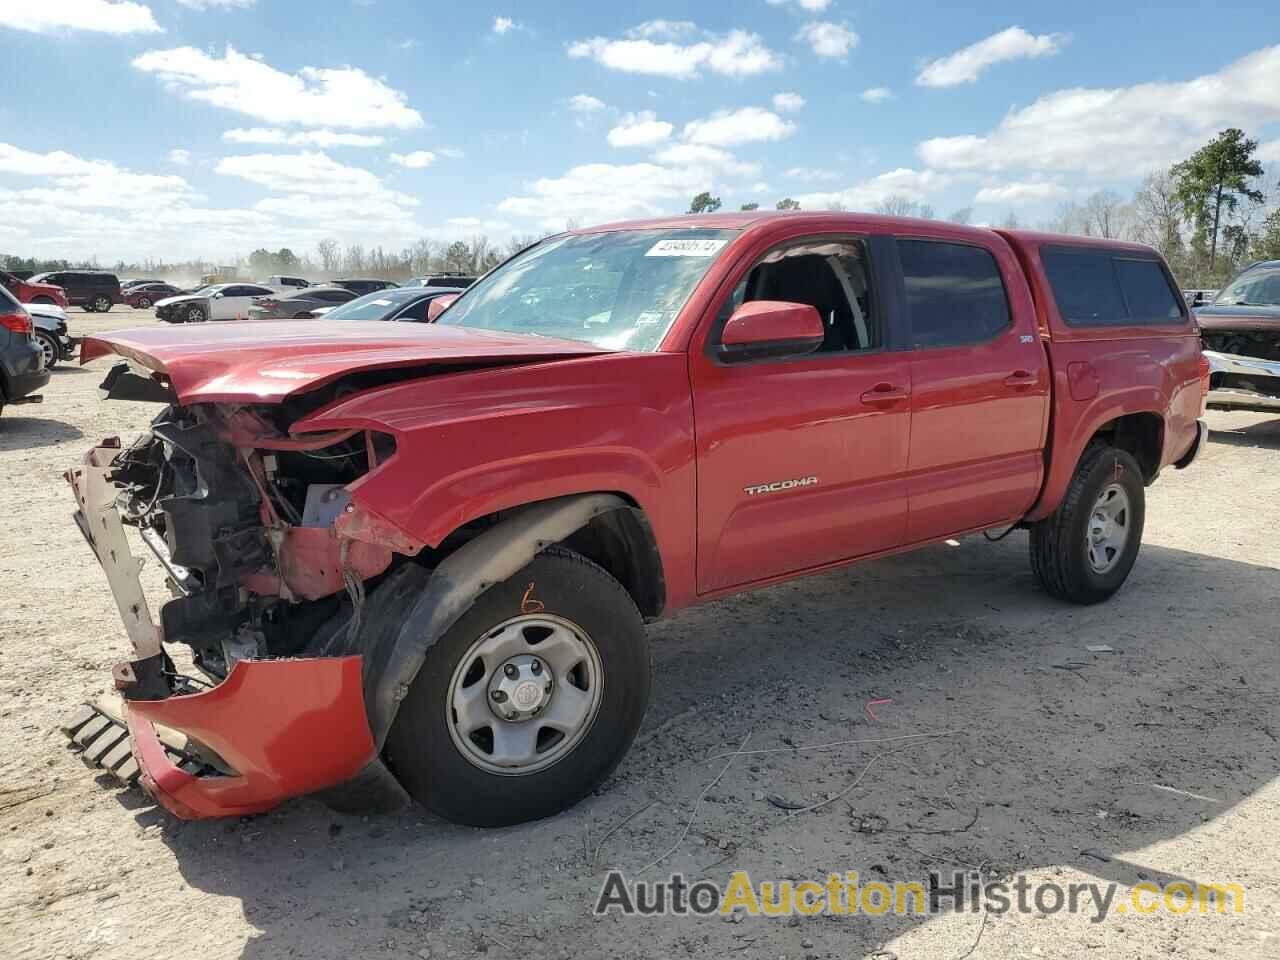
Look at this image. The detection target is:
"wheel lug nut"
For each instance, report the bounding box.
[530,659,542,675]
[491,690,507,703]
[504,664,518,679]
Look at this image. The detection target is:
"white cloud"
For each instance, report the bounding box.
[0,142,197,209]
[652,144,760,178]
[499,162,710,228]
[492,16,517,35]
[973,181,1069,204]
[794,168,950,210]
[795,21,858,59]
[772,92,805,112]
[447,216,512,232]
[683,107,795,147]
[861,86,892,103]
[176,0,254,9]
[568,24,782,79]
[132,45,423,129]
[216,152,409,197]
[3,0,162,34]
[568,94,606,113]
[767,0,832,10]
[436,146,465,159]
[1258,140,1280,166]
[223,128,386,147]
[918,45,1280,176]
[916,26,1064,87]
[388,150,436,168]
[607,111,673,148]
[166,148,191,166]
[785,167,841,182]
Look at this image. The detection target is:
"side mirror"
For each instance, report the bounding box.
[213,291,225,299]
[426,293,460,322]
[718,300,824,362]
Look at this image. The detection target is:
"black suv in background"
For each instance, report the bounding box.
[0,286,48,417]
[329,278,398,296]
[27,270,123,312]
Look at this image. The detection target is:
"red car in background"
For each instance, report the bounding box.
[1,270,68,308]
[123,282,185,309]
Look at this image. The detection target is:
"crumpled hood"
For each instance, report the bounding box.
[1194,303,1280,332]
[154,293,202,308]
[80,320,611,404]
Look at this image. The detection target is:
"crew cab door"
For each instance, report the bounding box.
[895,236,1050,541]
[690,234,911,593]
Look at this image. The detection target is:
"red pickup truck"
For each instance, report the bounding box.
[67,213,1207,826]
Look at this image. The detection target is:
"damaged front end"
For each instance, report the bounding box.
[66,363,415,818]
[1201,328,1280,413]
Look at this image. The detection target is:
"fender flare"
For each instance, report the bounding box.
[360,492,629,749]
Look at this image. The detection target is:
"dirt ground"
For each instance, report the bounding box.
[1,306,1277,960]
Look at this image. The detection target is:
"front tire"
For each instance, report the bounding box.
[386,547,651,827]
[185,304,206,323]
[1029,443,1145,605]
[35,331,59,369]
[93,296,112,313]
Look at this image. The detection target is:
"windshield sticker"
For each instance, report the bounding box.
[636,311,665,326]
[369,299,393,306]
[645,238,729,258]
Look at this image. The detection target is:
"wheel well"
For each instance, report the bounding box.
[1091,412,1163,483]
[560,502,666,619]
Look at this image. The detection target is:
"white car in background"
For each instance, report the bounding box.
[259,275,311,292]
[152,283,277,323]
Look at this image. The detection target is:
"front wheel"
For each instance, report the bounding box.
[386,547,651,827]
[1029,443,1146,605]
[185,304,206,323]
[93,296,112,313]
[35,331,59,369]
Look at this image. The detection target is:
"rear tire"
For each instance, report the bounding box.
[93,296,112,313]
[1029,443,1145,605]
[136,297,152,309]
[386,547,651,827]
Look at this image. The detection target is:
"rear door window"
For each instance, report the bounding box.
[1041,246,1185,327]
[897,240,1011,348]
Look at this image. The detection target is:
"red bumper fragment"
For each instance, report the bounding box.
[126,656,375,819]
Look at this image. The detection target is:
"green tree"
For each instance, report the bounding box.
[776,197,800,211]
[444,240,471,273]
[1172,128,1265,271]
[688,192,722,214]
[275,248,299,269]
[739,202,760,211]
[1248,208,1280,262]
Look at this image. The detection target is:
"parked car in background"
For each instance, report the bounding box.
[121,279,164,291]
[2,270,68,307]
[1197,259,1280,411]
[309,286,464,321]
[0,286,47,417]
[1182,288,1218,307]
[124,282,185,309]
[260,275,311,291]
[404,275,476,290]
[330,278,398,296]
[155,283,276,323]
[28,270,122,312]
[249,285,357,319]
[26,302,75,369]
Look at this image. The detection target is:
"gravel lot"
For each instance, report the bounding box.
[2,306,1277,960]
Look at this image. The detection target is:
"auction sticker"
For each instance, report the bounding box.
[645,238,728,257]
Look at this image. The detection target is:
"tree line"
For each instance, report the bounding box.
[688,128,1280,288]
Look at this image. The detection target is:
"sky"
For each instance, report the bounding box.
[1,0,1278,263]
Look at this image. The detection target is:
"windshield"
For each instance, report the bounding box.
[437,228,738,350]
[1213,265,1280,306]
[323,289,420,321]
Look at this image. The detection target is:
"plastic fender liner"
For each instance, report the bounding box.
[363,493,628,749]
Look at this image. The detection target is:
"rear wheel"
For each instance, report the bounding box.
[93,296,112,313]
[35,331,59,369]
[136,297,152,309]
[386,547,651,827]
[1029,443,1145,604]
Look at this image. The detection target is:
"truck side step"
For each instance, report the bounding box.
[61,699,217,787]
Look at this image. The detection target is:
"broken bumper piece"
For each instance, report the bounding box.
[124,656,375,819]
[1205,349,1280,412]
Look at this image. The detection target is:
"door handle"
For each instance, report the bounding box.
[860,382,909,405]
[1003,370,1038,390]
